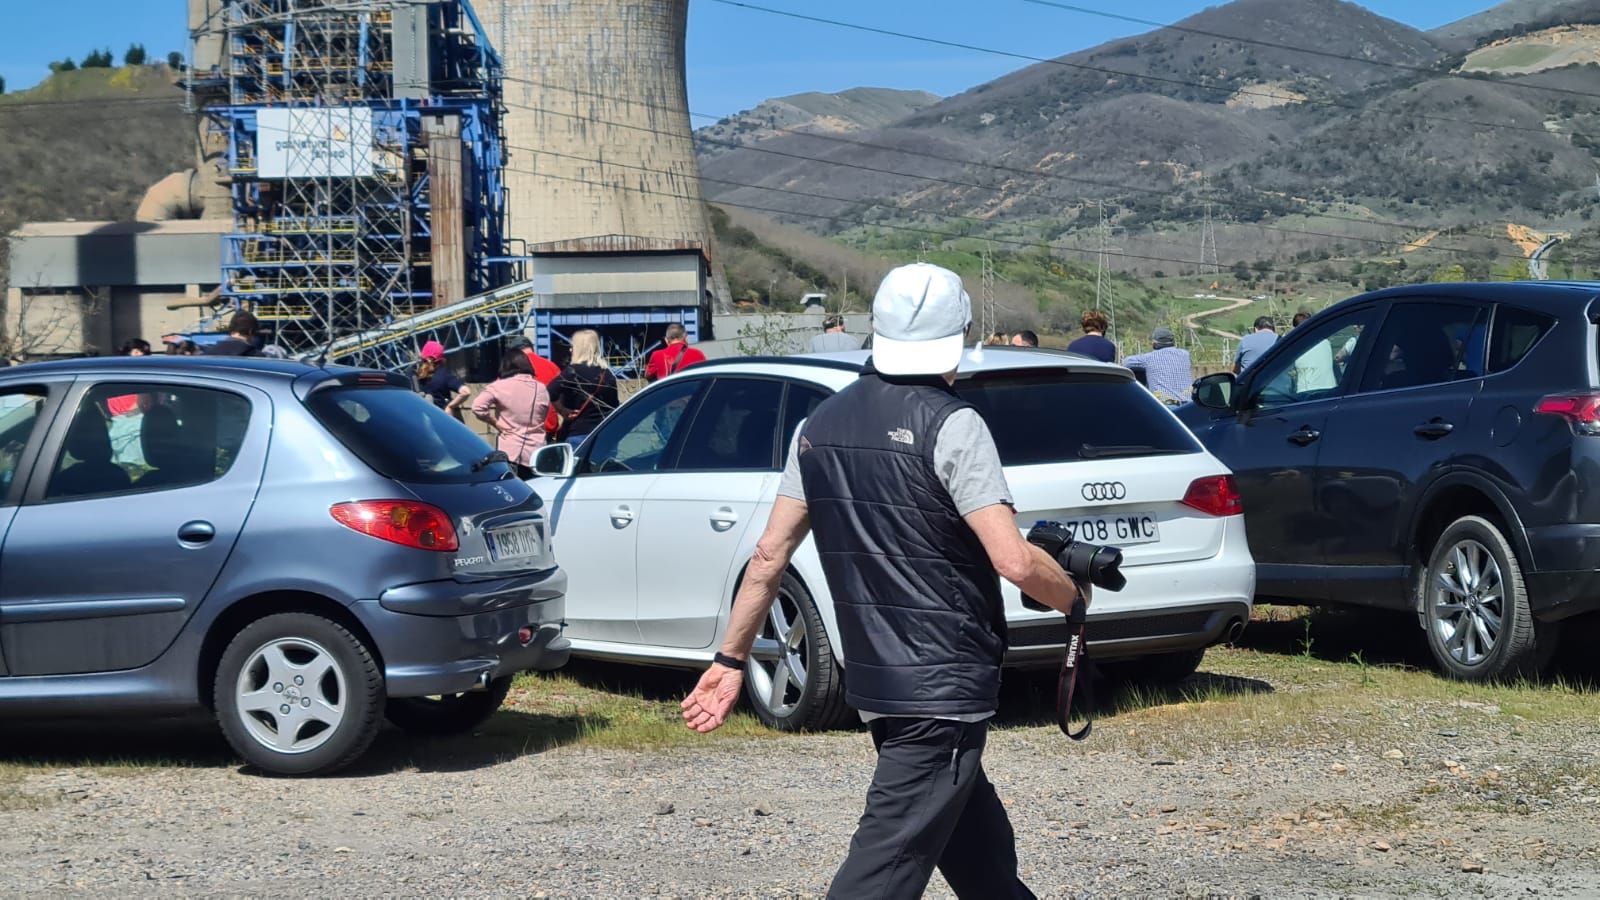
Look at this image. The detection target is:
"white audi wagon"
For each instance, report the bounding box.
[530,347,1255,730]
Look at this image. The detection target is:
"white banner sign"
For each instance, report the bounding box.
[256,108,375,179]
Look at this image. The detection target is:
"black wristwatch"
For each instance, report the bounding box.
[713,651,746,671]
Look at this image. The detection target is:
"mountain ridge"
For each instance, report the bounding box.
[696,0,1600,272]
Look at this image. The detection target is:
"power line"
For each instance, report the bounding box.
[501,75,1577,256]
[496,96,1544,267]
[509,135,1538,271]
[493,153,1543,284]
[705,0,1598,142]
[1021,0,1600,103]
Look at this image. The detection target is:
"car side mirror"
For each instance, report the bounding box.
[531,442,576,478]
[1192,373,1236,410]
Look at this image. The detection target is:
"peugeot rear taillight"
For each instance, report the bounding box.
[1534,393,1600,435]
[330,500,459,552]
[1182,475,1243,517]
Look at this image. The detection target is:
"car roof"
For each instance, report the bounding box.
[684,346,1133,386]
[1346,280,1600,312]
[1,356,354,383]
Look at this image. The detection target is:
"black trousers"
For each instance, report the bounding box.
[827,717,1036,900]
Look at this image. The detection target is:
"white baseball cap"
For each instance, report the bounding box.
[870,263,972,376]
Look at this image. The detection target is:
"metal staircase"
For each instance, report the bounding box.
[293,278,543,371]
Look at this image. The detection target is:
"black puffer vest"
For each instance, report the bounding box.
[797,369,1008,716]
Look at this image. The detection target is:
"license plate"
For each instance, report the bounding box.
[1061,514,1160,546]
[487,524,541,561]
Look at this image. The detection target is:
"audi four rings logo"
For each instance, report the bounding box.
[1081,482,1127,501]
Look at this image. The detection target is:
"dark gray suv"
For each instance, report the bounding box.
[1178,281,1600,682]
[0,357,567,774]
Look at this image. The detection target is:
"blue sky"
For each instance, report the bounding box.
[0,1,1499,117]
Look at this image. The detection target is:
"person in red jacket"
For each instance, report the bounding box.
[644,323,705,381]
[514,337,563,441]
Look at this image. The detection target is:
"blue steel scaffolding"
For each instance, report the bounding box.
[191,0,511,367]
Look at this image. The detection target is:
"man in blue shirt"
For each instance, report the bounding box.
[1234,317,1278,373]
[1123,327,1194,406]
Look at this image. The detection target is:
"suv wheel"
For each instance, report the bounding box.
[745,572,850,732]
[214,613,385,776]
[385,676,513,735]
[1422,516,1555,681]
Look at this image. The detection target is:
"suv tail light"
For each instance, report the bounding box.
[330,501,459,552]
[1534,393,1600,435]
[1182,475,1243,517]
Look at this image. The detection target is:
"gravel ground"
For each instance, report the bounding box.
[4,698,1600,899]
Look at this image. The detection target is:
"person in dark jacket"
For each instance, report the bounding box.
[1066,309,1116,362]
[205,311,262,357]
[681,263,1082,899]
[550,329,619,446]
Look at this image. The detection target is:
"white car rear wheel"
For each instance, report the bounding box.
[744,572,851,731]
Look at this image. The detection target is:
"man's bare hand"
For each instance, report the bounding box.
[681,664,743,733]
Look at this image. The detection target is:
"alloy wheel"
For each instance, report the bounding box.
[233,637,347,755]
[1429,539,1505,667]
[748,589,808,717]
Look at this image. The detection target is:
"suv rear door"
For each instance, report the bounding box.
[0,377,266,676]
[1314,299,1488,606]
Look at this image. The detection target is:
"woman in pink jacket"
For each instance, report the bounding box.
[470,351,551,478]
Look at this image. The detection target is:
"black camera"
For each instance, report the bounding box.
[1020,521,1126,612]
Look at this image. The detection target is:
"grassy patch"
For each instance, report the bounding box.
[1463,43,1558,72]
[503,663,777,752]
[1005,607,1600,759]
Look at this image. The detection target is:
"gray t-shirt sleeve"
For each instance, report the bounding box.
[778,410,1013,516]
[778,426,806,501]
[934,409,1014,516]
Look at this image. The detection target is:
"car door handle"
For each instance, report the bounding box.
[177,520,216,545]
[709,507,739,532]
[1414,420,1455,439]
[1287,427,1321,446]
[609,505,635,528]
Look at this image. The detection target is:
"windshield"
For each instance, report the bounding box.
[955,370,1202,466]
[305,385,509,484]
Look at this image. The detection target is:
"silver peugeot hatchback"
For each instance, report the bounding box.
[0,357,567,775]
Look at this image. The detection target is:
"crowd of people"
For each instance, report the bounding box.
[116,302,1299,459]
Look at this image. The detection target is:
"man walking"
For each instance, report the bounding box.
[1123,327,1194,406]
[808,315,861,353]
[1234,316,1278,373]
[644,323,705,381]
[682,263,1081,899]
[1009,329,1038,348]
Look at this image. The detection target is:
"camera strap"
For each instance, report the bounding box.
[1055,599,1093,741]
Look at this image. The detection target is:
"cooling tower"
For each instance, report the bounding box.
[477,0,722,268]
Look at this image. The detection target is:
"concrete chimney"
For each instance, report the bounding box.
[476,1,724,282]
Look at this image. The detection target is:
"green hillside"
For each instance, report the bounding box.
[0,66,194,292]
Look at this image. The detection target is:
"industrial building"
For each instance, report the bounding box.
[8,0,729,372]
[4,220,230,358]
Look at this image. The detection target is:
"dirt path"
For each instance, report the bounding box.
[1186,296,1254,340]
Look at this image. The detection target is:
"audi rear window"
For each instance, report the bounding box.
[305,386,510,484]
[955,371,1201,466]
